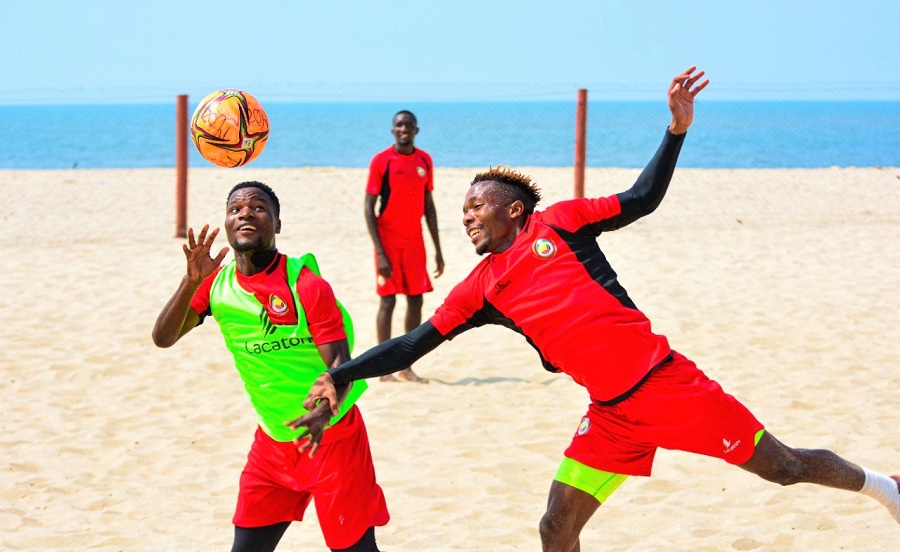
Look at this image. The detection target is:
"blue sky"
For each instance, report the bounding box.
[3,1,898,103]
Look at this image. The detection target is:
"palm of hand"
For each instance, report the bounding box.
[669,86,695,128]
[187,246,218,279]
[183,225,227,282]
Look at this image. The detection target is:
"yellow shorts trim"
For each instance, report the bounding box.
[754,428,766,446]
[554,457,628,503]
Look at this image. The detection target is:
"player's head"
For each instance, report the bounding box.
[228,181,280,218]
[225,181,281,253]
[392,110,419,149]
[471,166,542,214]
[463,167,543,256]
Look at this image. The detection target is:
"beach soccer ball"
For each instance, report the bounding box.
[190,89,269,168]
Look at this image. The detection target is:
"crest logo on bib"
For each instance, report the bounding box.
[532,238,556,259]
[577,417,590,435]
[269,294,289,315]
[417,165,427,177]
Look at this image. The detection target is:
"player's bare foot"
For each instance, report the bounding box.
[379,374,399,382]
[395,368,429,383]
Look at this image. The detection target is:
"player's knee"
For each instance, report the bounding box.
[539,510,576,549]
[406,294,423,309]
[756,455,810,486]
[379,295,396,310]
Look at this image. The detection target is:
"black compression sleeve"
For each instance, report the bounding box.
[614,129,685,227]
[327,322,446,386]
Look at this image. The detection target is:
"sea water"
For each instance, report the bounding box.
[1,101,897,169]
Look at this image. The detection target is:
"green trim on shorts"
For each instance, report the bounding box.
[754,428,766,446]
[554,457,628,503]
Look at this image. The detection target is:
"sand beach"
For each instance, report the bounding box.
[1,165,898,550]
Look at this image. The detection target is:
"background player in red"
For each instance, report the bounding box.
[365,110,444,383]
[302,68,900,550]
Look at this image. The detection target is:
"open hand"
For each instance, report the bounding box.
[285,401,332,457]
[183,224,229,283]
[668,66,709,135]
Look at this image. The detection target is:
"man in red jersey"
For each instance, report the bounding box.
[364,110,444,383]
[153,182,389,552]
[300,67,900,550]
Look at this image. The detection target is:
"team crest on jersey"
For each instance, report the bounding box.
[577,417,590,436]
[532,238,556,259]
[417,165,426,177]
[268,293,289,315]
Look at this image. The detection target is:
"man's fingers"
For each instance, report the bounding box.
[298,440,320,458]
[206,226,220,245]
[691,78,710,96]
[684,70,704,88]
[213,247,229,266]
[196,224,209,245]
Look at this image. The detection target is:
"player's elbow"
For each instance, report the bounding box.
[151,328,177,348]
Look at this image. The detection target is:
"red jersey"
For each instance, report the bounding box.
[366,146,434,244]
[191,251,346,345]
[429,197,672,403]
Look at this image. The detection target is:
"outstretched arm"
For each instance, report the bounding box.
[152,225,228,347]
[614,66,708,228]
[304,321,447,414]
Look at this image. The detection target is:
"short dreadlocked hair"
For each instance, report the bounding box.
[227,181,280,218]
[470,166,542,214]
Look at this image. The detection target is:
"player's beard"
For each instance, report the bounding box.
[232,237,266,253]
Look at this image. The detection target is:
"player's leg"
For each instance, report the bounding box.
[394,293,428,383]
[375,294,397,381]
[232,428,317,550]
[376,294,396,343]
[740,431,864,489]
[231,522,290,552]
[314,406,390,550]
[404,293,423,331]
[740,431,900,522]
[540,457,628,552]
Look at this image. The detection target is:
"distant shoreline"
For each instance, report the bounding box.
[3,100,898,170]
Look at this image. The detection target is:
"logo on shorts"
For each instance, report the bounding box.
[722,438,742,454]
[377,275,386,287]
[268,294,289,315]
[532,238,556,259]
[577,417,590,436]
[417,165,427,177]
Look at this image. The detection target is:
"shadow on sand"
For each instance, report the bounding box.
[429,376,562,386]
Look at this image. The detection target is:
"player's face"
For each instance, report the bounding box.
[463,182,518,256]
[391,114,418,148]
[225,188,281,253]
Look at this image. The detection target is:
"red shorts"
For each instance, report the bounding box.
[564,351,764,476]
[233,405,389,549]
[375,238,433,297]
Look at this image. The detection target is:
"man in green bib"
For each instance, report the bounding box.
[153,181,389,552]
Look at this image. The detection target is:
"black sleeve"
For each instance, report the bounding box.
[327,321,447,385]
[613,129,686,228]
